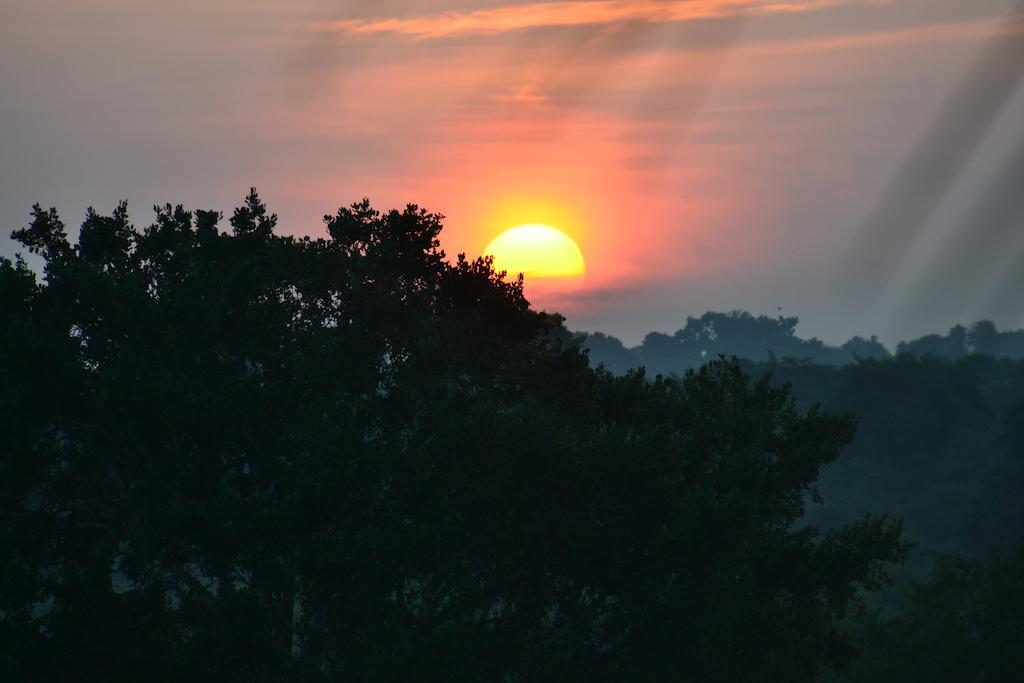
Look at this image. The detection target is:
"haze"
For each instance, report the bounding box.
[2,0,1023,345]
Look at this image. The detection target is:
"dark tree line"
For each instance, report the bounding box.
[0,192,904,681]
[580,312,1024,376]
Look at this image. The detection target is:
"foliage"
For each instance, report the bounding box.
[835,540,1024,683]
[896,321,1024,359]
[741,356,1024,560]
[579,314,1024,378]
[1,193,905,681]
[581,318,1024,563]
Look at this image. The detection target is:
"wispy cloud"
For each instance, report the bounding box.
[309,0,861,40]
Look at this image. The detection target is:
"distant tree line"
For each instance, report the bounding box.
[578,311,1024,376]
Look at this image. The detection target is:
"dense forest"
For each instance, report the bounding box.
[2,193,1021,680]
[581,315,1024,680]
[580,313,1024,558]
[580,316,1024,544]
[746,354,1024,681]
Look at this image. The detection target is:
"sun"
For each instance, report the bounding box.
[483,224,585,280]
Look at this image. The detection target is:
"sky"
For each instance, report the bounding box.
[2,0,1023,346]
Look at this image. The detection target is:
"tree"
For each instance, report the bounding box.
[585,312,866,377]
[840,336,890,361]
[576,331,639,375]
[838,539,1024,683]
[1,192,904,681]
[897,325,969,359]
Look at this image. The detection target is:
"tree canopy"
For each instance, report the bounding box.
[834,540,1024,683]
[579,313,1024,377]
[1,192,904,681]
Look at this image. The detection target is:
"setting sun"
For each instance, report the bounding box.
[483,224,586,281]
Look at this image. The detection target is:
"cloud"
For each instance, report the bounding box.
[308,0,859,40]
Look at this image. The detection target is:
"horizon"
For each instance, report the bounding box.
[4,0,1023,346]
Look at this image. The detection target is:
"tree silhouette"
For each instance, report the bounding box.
[1,192,904,681]
[579,315,1024,379]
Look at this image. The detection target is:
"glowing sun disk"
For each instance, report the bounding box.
[483,224,586,280]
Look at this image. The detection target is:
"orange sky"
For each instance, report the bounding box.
[3,0,1023,343]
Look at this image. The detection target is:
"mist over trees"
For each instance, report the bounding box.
[895,320,1024,359]
[580,315,1024,562]
[0,193,906,681]
[760,355,1024,562]
[578,312,1024,376]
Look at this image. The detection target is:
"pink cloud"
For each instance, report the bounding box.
[310,0,862,39]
